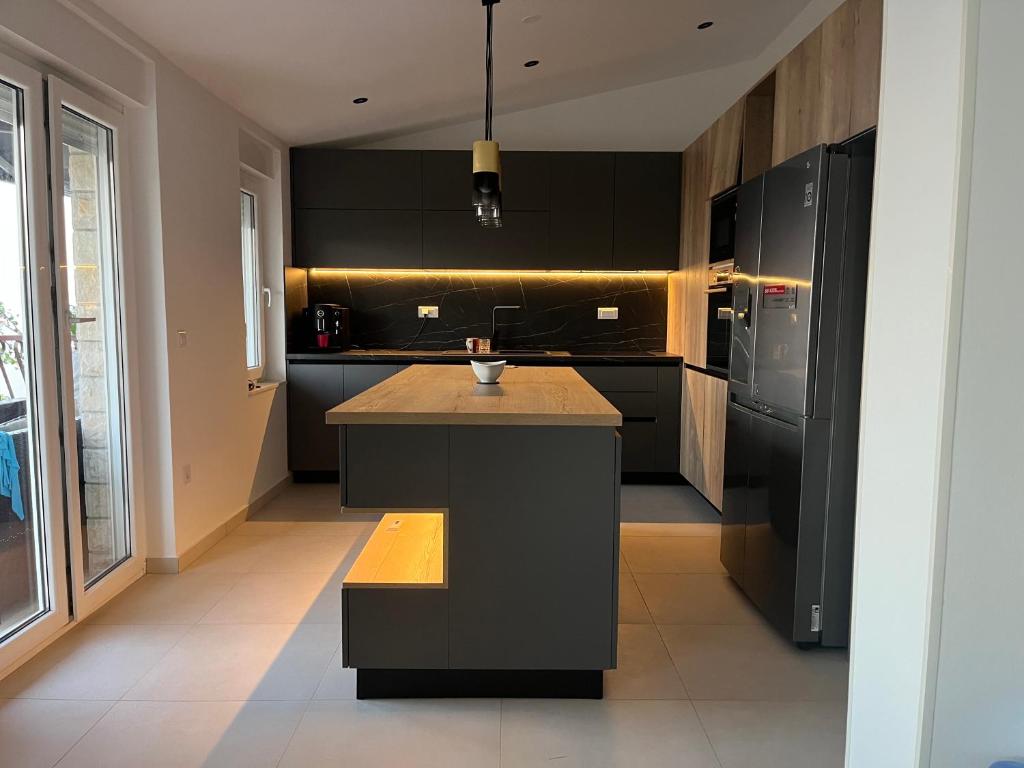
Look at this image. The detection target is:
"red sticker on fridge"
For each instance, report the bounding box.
[762,283,797,309]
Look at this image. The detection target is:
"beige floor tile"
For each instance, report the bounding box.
[186,535,277,575]
[660,624,849,701]
[267,483,341,510]
[0,624,188,700]
[635,574,763,625]
[56,700,305,768]
[499,699,718,768]
[618,571,652,624]
[246,534,361,575]
[231,521,298,536]
[621,522,721,538]
[279,699,500,768]
[604,624,687,700]
[312,647,356,700]
[622,536,727,574]
[88,572,240,625]
[286,521,377,537]
[125,623,338,702]
[199,572,340,624]
[0,699,112,768]
[695,700,847,768]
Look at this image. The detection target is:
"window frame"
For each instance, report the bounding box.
[240,186,264,379]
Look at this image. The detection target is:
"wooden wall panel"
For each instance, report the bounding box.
[850,0,883,135]
[680,368,706,490]
[771,0,881,164]
[702,375,728,510]
[708,100,745,198]
[680,132,710,367]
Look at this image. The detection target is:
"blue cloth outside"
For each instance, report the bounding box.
[991,762,1024,768]
[0,430,25,521]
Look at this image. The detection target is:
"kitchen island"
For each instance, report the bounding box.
[326,364,622,698]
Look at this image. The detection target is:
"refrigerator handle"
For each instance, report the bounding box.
[737,288,753,328]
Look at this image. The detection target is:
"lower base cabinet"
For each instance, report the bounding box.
[680,368,728,509]
[289,361,682,477]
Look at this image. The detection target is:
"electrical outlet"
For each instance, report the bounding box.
[183,464,192,484]
[597,307,619,320]
[417,306,439,319]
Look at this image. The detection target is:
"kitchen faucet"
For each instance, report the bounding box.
[491,305,522,350]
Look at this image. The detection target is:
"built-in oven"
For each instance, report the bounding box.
[705,260,735,376]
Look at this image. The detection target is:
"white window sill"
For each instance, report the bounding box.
[248,380,282,397]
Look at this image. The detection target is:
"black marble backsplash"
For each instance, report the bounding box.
[296,271,668,352]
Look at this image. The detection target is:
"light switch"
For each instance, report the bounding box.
[417,306,439,319]
[597,307,619,320]
[176,330,188,347]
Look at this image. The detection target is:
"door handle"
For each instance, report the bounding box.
[263,287,272,309]
[67,314,96,324]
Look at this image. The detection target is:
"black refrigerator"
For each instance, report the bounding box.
[721,130,875,647]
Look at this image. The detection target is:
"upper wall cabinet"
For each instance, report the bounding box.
[422,150,550,211]
[771,0,882,164]
[291,149,681,270]
[291,149,422,210]
[550,153,615,270]
[612,153,681,271]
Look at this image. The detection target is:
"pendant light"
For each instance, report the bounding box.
[473,0,502,228]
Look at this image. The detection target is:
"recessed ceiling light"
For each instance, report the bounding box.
[697,21,714,30]
[521,14,541,24]
[524,60,540,68]
[353,97,368,104]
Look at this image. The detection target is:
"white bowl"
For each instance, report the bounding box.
[471,359,506,384]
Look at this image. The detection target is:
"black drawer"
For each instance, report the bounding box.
[601,391,658,419]
[619,422,658,472]
[574,366,659,393]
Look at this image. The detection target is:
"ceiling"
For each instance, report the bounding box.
[88,0,814,147]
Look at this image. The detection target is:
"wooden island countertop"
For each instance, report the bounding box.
[325,364,622,427]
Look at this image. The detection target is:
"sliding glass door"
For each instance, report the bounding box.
[47,78,141,615]
[0,54,69,669]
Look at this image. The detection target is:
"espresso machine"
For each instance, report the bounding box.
[309,303,351,350]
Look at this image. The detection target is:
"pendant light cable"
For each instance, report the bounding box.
[484,1,494,140]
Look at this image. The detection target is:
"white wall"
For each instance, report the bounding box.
[353,0,845,151]
[0,0,292,560]
[928,1,1024,764]
[845,0,977,766]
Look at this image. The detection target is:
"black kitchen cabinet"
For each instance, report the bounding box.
[613,153,682,270]
[550,153,615,270]
[291,149,422,210]
[294,209,422,268]
[290,149,681,270]
[343,364,406,400]
[287,362,344,474]
[574,365,680,473]
[289,363,406,477]
[422,150,550,212]
[422,210,550,270]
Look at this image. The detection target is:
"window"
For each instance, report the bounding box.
[240,189,262,375]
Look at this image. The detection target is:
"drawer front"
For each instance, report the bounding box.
[343,588,448,669]
[600,391,658,420]
[574,366,659,393]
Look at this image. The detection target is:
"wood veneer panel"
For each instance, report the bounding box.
[702,375,728,510]
[344,512,445,588]
[680,368,707,492]
[708,100,745,198]
[850,0,883,136]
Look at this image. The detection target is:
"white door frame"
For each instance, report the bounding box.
[46,76,145,620]
[0,52,70,674]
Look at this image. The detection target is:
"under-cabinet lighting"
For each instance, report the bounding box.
[306,269,673,278]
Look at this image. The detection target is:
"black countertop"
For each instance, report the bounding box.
[286,349,684,366]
